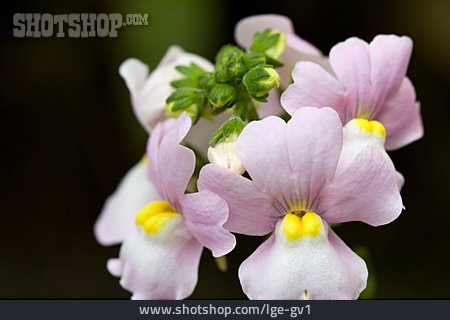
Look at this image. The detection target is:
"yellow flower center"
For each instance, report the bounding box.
[353,118,386,137]
[282,211,322,241]
[135,200,180,234]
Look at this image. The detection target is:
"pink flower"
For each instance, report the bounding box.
[95,47,225,246]
[235,14,329,88]
[106,113,236,299]
[281,35,423,151]
[198,107,403,299]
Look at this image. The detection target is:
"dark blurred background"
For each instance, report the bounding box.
[1,0,449,298]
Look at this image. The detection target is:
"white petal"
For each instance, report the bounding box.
[339,119,403,189]
[109,216,203,300]
[94,161,160,246]
[239,218,367,300]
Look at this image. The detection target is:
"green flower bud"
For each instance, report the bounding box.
[214,45,246,84]
[243,51,266,70]
[249,28,287,60]
[209,116,246,145]
[243,65,281,100]
[265,31,286,60]
[165,101,199,119]
[209,84,236,109]
[165,88,205,121]
[208,117,246,174]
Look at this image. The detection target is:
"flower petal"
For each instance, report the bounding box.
[281,61,347,118]
[197,164,275,236]
[180,190,236,257]
[338,118,404,189]
[94,161,160,246]
[238,219,367,299]
[279,34,328,87]
[236,116,293,212]
[329,37,371,120]
[119,58,149,97]
[369,35,413,111]
[147,114,195,205]
[377,78,424,150]
[319,146,403,226]
[108,217,203,299]
[236,108,342,212]
[285,107,343,209]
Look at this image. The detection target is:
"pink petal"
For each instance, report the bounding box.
[180,190,236,257]
[235,116,293,212]
[109,218,203,300]
[369,35,413,113]
[319,146,403,226]
[279,34,328,87]
[197,164,276,236]
[147,114,195,205]
[377,78,424,150]
[94,161,161,246]
[329,37,371,121]
[281,61,347,118]
[285,107,343,209]
[238,221,367,299]
[236,108,342,213]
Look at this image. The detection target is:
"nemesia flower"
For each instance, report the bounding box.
[107,113,236,299]
[281,35,423,151]
[235,14,329,87]
[95,47,224,246]
[198,107,403,299]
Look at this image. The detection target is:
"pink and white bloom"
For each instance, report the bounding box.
[235,14,329,88]
[198,107,403,299]
[95,47,222,246]
[107,113,236,299]
[281,35,423,151]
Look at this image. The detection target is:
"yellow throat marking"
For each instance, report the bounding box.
[282,212,322,241]
[353,118,386,137]
[135,200,180,234]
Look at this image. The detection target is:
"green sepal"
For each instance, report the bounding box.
[209,116,246,145]
[265,54,284,68]
[243,51,266,70]
[208,84,237,109]
[242,64,280,99]
[175,63,206,77]
[249,29,281,53]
